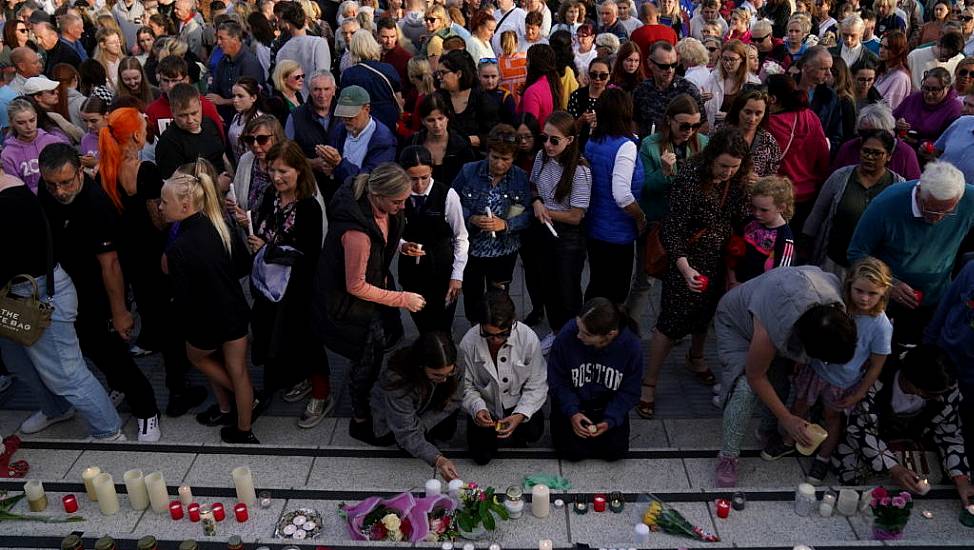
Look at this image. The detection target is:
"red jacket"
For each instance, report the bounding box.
[630,24,678,62]
[145,94,226,142]
[767,109,829,203]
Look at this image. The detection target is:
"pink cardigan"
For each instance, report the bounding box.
[517,78,554,127]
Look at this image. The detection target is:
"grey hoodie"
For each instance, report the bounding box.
[398,11,427,53]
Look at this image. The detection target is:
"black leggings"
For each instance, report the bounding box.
[584,238,634,305]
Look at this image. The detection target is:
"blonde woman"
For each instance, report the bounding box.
[785,13,815,62]
[700,40,761,127]
[269,59,304,123]
[94,28,125,92]
[423,4,454,67]
[498,30,527,99]
[727,8,752,42]
[677,37,711,89]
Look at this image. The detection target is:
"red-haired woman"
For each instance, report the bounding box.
[98,107,208,419]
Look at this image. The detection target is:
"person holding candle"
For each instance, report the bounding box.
[160,161,256,444]
[713,266,859,487]
[460,289,548,465]
[761,258,893,486]
[547,297,643,461]
[834,343,973,506]
[369,331,465,481]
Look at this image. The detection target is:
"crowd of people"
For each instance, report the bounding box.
[0,0,972,508]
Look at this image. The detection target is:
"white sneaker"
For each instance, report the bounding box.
[20,408,76,434]
[540,333,556,355]
[89,431,127,442]
[0,374,13,393]
[108,390,125,408]
[297,398,333,429]
[137,415,161,442]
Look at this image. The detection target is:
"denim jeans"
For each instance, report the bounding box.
[0,266,122,438]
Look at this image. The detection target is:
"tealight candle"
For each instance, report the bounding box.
[188,503,201,522]
[24,480,47,512]
[178,484,193,506]
[448,479,464,498]
[609,492,624,513]
[634,523,650,545]
[82,466,102,501]
[504,486,524,519]
[123,469,149,511]
[593,494,607,513]
[212,502,226,522]
[731,492,747,511]
[169,501,184,520]
[538,540,553,550]
[231,466,257,507]
[716,499,731,519]
[531,485,550,518]
[462,544,474,550]
[425,479,442,498]
[62,494,79,513]
[488,544,500,550]
[93,473,120,516]
[234,503,248,522]
[144,472,169,514]
[917,478,931,495]
[258,491,272,508]
[573,497,588,515]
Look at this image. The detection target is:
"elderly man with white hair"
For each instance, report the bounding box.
[829,15,878,68]
[831,103,921,179]
[848,161,974,349]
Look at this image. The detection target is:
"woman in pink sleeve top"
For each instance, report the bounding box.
[517,44,562,127]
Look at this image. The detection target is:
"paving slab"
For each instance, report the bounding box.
[568,501,727,548]
[849,498,974,545]
[684,457,805,489]
[233,416,334,448]
[561,458,689,492]
[10,448,82,482]
[0,410,30,431]
[328,418,386,448]
[709,500,861,546]
[184,453,314,491]
[629,419,669,449]
[131,496,286,542]
[306,456,433,492]
[450,458,561,493]
[1,490,144,537]
[664,417,761,449]
[65,451,197,487]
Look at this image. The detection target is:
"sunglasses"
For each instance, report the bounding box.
[706,46,719,52]
[242,134,273,145]
[961,15,974,21]
[291,73,305,80]
[752,33,770,42]
[480,326,513,340]
[677,121,704,131]
[479,57,498,64]
[589,70,609,80]
[425,16,439,23]
[959,69,974,78]
[651,59,679,70]
[539,133,567,145]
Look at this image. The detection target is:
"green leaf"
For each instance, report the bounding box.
[0,494,25,513]
[458,513,473,532]
[481,508,496,531]
[492,502,509,520]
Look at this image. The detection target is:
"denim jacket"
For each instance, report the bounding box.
[451,160,531,258]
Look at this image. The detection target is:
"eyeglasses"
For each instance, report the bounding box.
[242,134,273,145]
[959,69,974,78]
[539,133,566,145]
[480,325,513,340]
[677,121,704,131]
[921,85,946,93]
[961,14,974,21]
[589,70,609,80]
[859,147,887,158]
[435,69,453,78]
[44,169,81,191]
[650,59,679,70]
[291,73,305,80]
[424,16,439,23]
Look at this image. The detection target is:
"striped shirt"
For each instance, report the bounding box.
[529,150,592,212]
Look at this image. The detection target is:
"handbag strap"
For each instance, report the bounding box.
[39,206,54,299]
[355,62,403,113]
[688,180,732,245]
[779,112,798,158]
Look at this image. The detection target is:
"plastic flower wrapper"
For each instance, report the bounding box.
[407,494,459,542]
[633,493,719,543]
[339,491,417,541]
[869,486,913,532]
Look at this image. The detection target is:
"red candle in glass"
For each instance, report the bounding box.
[716,499,731,519]
[695,275,710,292]
[913,289,924,305]
[234,503,249,522]
[592,495,607,513]
[62,494,78,513]
[212,502,225,521]
[188,503,201,522]
[169,501,184,520]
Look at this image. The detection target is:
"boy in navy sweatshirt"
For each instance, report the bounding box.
[547,298,644,461]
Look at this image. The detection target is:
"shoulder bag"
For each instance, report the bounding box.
[0,212,55,346]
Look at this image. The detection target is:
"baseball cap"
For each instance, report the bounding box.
[23,76,60,95]
[334,85,370,118]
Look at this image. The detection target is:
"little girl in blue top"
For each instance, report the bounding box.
[762,257,894,485]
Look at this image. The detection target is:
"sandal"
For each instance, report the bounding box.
[686,352,717,385]
[636,383,656,419]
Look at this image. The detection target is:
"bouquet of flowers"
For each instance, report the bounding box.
[340,492,416,542]
[407,494,459,542]
[869,487,913,540]
[453,482,509,536]
[640,494,719,542]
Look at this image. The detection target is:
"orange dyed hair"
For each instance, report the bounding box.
[99,107,144,211]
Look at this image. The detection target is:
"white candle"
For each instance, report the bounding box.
[530,484,550,518]
[93,473,120,515]
[24,480,47,512]
[538,540,553,550]
[818,501,834,517]
[178,484,194,506]
[447,479,464,498]
[917,478,931,495]
[425,479,441,498]
[415,243,423,264]
[232,466,257,506]
[82,466,102,501]
[123,469,149,511]
[836,489,859,516]
[144,471,169,514]
[633,523,650,545]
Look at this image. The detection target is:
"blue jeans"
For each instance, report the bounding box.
[0,266,122,438]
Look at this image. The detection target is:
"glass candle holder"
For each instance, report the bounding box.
[169,501,184,520]
[62,494,79,513]
[592,494,607,513]
[258,491,272,508]
[572,495,588,515]
[188,503,201,522]
[715,499,731,519]
[608,492,624,513]
[234,503,249,522]
[211,502,225,522]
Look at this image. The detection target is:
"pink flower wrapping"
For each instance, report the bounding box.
[343,492,417,541]
[406,494,458,543]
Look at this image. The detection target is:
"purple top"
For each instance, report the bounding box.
[80,131,99,159]
[0,128,70,193]
[831,137,921,180]
[892,88,963,143]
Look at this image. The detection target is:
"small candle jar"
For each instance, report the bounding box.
[234,502,248,522]
[592,494,607,513]
[819,500,834,517]
[795,483,817,517]
[715,499,731,519]
[538,540,553,550]
[731,492,747,511]
[199,506,216,536]
[425,479,442,498]
[572,495,588,515]
[169,501,184,520]
[62,494,79,513]
[917,478,931,495]
[447,479,464,498]
[211,502,225,522]
[258,491,272,508]
[488,544,501,550]
[188,503,201,522]
[504,486,524,519]
[178,485,193,507]
[608,492,624,513]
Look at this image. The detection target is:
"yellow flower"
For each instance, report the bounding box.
[381,513,402,532]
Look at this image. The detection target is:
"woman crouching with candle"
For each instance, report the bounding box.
[161,162,255,444]
[370,331,464,480]
[547,298,643,461]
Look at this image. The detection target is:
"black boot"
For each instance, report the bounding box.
[220,426,260,444]
[166,385,208,417]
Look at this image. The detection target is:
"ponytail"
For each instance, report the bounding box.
[99,107,144,211]
[163,159,233,254]
[577,297,639,337]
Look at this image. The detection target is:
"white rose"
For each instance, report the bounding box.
[381,513,402,532]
